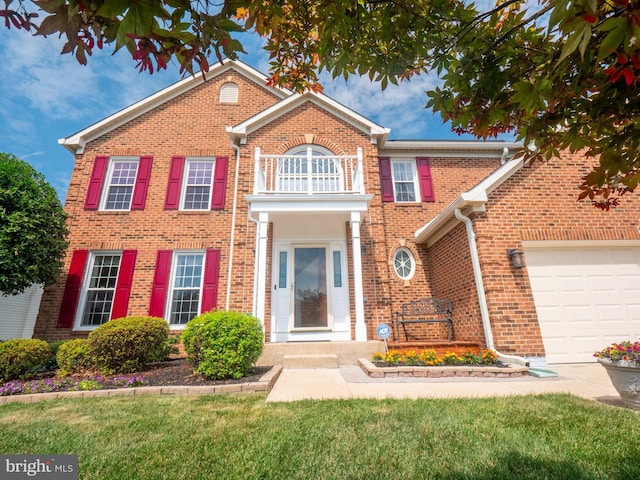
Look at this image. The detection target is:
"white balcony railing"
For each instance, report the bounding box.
[253,147,364,195]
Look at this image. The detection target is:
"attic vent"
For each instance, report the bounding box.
[220,82,238,103]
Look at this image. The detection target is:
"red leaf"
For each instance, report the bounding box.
[622,68,635,85]
[582,13,597,24]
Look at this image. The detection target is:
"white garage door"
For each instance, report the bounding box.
[525,246,640,363]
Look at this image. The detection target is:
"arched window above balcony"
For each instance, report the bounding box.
[278,145,344,193]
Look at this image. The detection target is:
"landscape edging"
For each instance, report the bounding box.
[358,358,529,378]
[0,365,283,405]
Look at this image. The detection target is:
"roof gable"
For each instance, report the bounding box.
[415,155,525,246]
[59,60,291,154]
[226,91,390,146]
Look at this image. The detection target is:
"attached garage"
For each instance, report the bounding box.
[524,243,640,363]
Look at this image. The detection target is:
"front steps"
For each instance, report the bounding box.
[257,341,385,368]
[282,354,339,369]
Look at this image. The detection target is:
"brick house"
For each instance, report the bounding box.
[34,60,640,364]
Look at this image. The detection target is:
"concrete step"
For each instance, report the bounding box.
[282,354,339,369]
[257,341,384,366]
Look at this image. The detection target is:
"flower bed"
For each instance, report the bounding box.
[361,349,528,378]
[0,374,148,396]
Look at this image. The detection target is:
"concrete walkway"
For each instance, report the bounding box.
[266,363,623,405]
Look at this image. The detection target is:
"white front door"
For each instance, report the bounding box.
[272,242,350,341]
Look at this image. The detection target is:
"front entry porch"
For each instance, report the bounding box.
[246,146,373,343]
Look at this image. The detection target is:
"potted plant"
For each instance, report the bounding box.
[594,341,640,407]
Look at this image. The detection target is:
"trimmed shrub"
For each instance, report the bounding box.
[87,316,170,374]
[0,339,51,382]
[56,339,94,376]
[182,311,263,380]
[43,340,68,372]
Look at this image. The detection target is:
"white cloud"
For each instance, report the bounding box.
[320,71,451,139]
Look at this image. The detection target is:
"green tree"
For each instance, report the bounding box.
[3,0,640,208]
[0,153,68,295]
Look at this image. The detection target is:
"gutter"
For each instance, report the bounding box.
[454,209,529,368]
[226,140,242,311]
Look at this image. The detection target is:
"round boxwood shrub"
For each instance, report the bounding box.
[182,311,264,380]
[87,316,170,374]
[56,339,94,376]
[0,338,51,382]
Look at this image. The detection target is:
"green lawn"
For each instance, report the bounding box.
[0,393,638,479]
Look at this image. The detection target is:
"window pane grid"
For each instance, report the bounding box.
[183,161,213,210]
[169,254,204,325]
[81,254,121,327]
[105,161,137,210]
[392,162,417,202]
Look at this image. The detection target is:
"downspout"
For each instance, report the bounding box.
[247,210,260,318]
[454,208,528,366]
[226,140,242,311]
[500,147,509,165]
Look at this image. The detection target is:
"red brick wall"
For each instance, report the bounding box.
[34,70,282,340]
[472,152,640,357]
[374,156,501,341]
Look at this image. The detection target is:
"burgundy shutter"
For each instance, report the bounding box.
[57,250,88,328]
[211,156,229,210]
[201,249,221,313]
[131,156,153,210]
[110,250,137,320]
[149,250,172,317]
[378,157,394,203]
[84,156,109,209]
[416,157,435,202]
[164,156,185,209]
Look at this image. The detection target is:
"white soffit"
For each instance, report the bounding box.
[380,140,524,158]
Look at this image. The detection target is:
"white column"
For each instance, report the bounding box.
[350,211,367,341]
[254,212,269,330]
[306,146,313,195]
[253,147,261,194]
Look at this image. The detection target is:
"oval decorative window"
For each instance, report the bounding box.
[393,248,415,280]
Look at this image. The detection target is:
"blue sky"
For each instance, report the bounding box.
[0,27,488,203]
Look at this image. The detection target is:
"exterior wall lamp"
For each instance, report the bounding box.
[507,249,526,268]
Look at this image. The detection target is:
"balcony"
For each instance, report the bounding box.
[253,147,365,195]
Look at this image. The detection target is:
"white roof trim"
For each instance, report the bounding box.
[58,60,291,154]
[415,155,525,246]
[380,140,523,156]
[227,91,390,145]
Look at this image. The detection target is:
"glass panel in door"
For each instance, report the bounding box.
[294,247,327,328]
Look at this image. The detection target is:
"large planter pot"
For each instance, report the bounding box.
[597,359,640,407]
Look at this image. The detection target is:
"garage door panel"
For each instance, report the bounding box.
[525,246,640,363]
[557,275,587,293]
[529,276,555,293]
[620,274,640,293]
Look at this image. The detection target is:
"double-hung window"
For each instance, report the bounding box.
[379,157,435,203]
[165,156,228,210]
[84,155,152,211]
[168,252,205,325]
[182,159,215,210]
[391,161,419,202]
[57,249,137,330]
[102,158,139,210]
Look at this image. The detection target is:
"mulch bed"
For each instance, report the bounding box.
[138,358,272,386]
[0,359,274,397]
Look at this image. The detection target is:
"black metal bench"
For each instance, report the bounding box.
[394,298,453,342]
